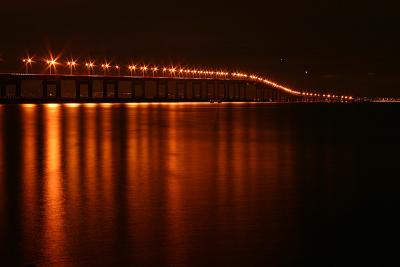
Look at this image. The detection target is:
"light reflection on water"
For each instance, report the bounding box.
[0,103,399,266]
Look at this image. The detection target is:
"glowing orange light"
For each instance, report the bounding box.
[67,60,77,66]
[17,57,346,99]
[65,103,81,108]
[23,57,33,64]
[85,61,95,75]
[22,57,34,73]
[66,60,77,75]
[46,58,58,66]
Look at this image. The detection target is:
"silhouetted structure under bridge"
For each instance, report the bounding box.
[0,73,351,103]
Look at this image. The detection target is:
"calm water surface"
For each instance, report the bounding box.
[0,103,399,266]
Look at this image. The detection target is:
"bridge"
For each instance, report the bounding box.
[0,60,353,103]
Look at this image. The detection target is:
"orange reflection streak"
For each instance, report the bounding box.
[99,105,114,222]
[229,107,254,235]
[132,106,154,262]
[165,105,187,265]
[21,105,38,256]
[216,108,228,210]
[64,103,81,108]
[65,105,80,229]
[248,107,257,190]
[84,106,97,224]
[43,104,67,266]
[231,109,245,203]
[83,103,97,108]
[0,107,4,217]
[126,104,138,215]
[125,104,149,261]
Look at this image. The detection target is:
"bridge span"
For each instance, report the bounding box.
[0,73,351,103]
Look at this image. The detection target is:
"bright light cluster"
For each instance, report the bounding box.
[22,57,33,64]
[232,72,248,78]
[19,55,353,100]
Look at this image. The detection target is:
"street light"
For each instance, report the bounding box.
[128,65,136,76]
[85,62,95,75]
[140,66,147,77]
[152,67,158,77]
[169,68,176,77]
[46,58,58,75]
[115,65,120,76]
[66,60,77,75]
[101,63,110,75]
[22,57,33,73]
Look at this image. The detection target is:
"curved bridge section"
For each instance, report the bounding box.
[0,73,351,103]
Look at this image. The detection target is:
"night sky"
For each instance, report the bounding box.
[1,0,399,97]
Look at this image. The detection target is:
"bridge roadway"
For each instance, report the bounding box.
[0,73,321,103]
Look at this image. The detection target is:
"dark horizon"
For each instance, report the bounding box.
[1,0,399,97]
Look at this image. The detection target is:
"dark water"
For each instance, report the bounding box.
[0,103,399,267]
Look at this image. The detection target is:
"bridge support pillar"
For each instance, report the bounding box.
[141,79,145,99]
[155,80,160,99]
[213,81,217,99]
[241,83,246,100]
[234,83,238,100]
[76,82,81,98]
[183,81,188,99]
[255,83,258,100]
[114,81,119,98]
[205,81,210,100]
[200,81,205,99]
[42,80,48,98]
[15,79,21,97]
[192,81,201,99]
[88,80,93,98]
[192,81,196,100]
[261,85,264,101]
[0,83,5,97]
[174,82,179,99]
[102,81,107,98]
[163,80,168,99]
[56,80,61,98]
[131,80,139,99]
[240,83,244,100]
[224,82,228,100]
[211,81,215,99]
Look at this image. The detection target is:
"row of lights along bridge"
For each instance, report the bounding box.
[22,57,231,78]
[21,56,353,100]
